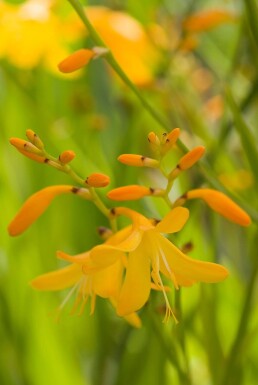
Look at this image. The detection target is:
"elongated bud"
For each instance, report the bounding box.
[58,49,95,73]
[118,154,159,168]
[26,129,44,150]
[86,173,110,188]
[10,137,43,155]
[178,146,205,170]
[162,128,180,153]
[187,188,251,226]
[15,148,46,163]
[59,150,76,164]
[107,185,164,201]
[8,185,75,236]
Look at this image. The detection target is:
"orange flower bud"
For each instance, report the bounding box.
[59,150,76,164]
[10,137,43,155]
[165,128,181,146]
[148,132,160,145]
[86,173,110,188]
[26,129,44,149]
[16,149,46,163]
[183,9,237,33]
[187,188,251,226]
[118,154,159,168]
[178,146,205,170]
[107,185,159,201]
[8,185,75,236]
[58,49,95,73]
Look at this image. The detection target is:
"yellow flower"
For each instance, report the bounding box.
[31,236,141,328]
[90,207,228,322]
[85,6,159,86]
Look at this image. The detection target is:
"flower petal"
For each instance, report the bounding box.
[8,185,74,236]
[157,234,229,284]
[117,248,151,316]
[94,260,123,298]
[155,207,189,234]
[31,263,82,291]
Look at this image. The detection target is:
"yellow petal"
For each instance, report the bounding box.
[94,260,123,298]
[31,264,82,291]
[187,189,251,226]
[117,248,151,316]
[155,207,189,234]
[8,185,74,236]
[157,235,229,284]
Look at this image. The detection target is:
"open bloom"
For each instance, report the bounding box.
[90,207,228,321]
[31,242,141,328]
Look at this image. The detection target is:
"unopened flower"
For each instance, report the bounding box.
[186,188,251,226]
[183,9,237,33]
[58,48,95,73]
[107,185,164,201]
[90,207,228,322]
[8,185,91,236]
[59,150,76,164]
[86,173,110,188]
[118,154,159,168]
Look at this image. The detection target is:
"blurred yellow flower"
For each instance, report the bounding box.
[0,0,81,75]
[90,206,228,322]
[85,6,159,86]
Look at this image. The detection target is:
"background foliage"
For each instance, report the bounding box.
[1,0,258,384]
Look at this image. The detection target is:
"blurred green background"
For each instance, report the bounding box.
[1,0,258,384]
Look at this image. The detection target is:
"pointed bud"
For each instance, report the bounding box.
[58,49,95,73]
[15,148,46,163]
[26,129,44,150]
[10,137,43,155]
[59,150,76,164]
[8,185,75,236]
[86,173,110,188]
[187,188,251,226]
[107,185,163,201]
[118,154,159,168]
[161,128,180,153]
[148,131,160,145]
[178,146,205,170]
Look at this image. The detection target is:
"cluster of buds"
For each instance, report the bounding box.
[107,129,250,227]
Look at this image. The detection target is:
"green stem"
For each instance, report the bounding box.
[147,305,191,385]
[220,256,258,385]
[67,0,171,134]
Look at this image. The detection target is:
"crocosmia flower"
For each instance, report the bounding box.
[90,207,228,321]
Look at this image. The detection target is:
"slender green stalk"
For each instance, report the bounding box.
[220,258,258,385]
[67,0,172,135]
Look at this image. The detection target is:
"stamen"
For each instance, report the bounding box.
[153,256,178,323]
[159,247,179,290]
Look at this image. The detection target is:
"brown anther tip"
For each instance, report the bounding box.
[71,187,80,194]
[162,133,167,136]
[181,193,188,199]
[44,158,49,163]
[98,226,106,235]
[152,218,161,226]
[176,164,182,170]
[149,187,155,194]
[110,208,116,216]
[166,138,170,143]
[141,156,146,162]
